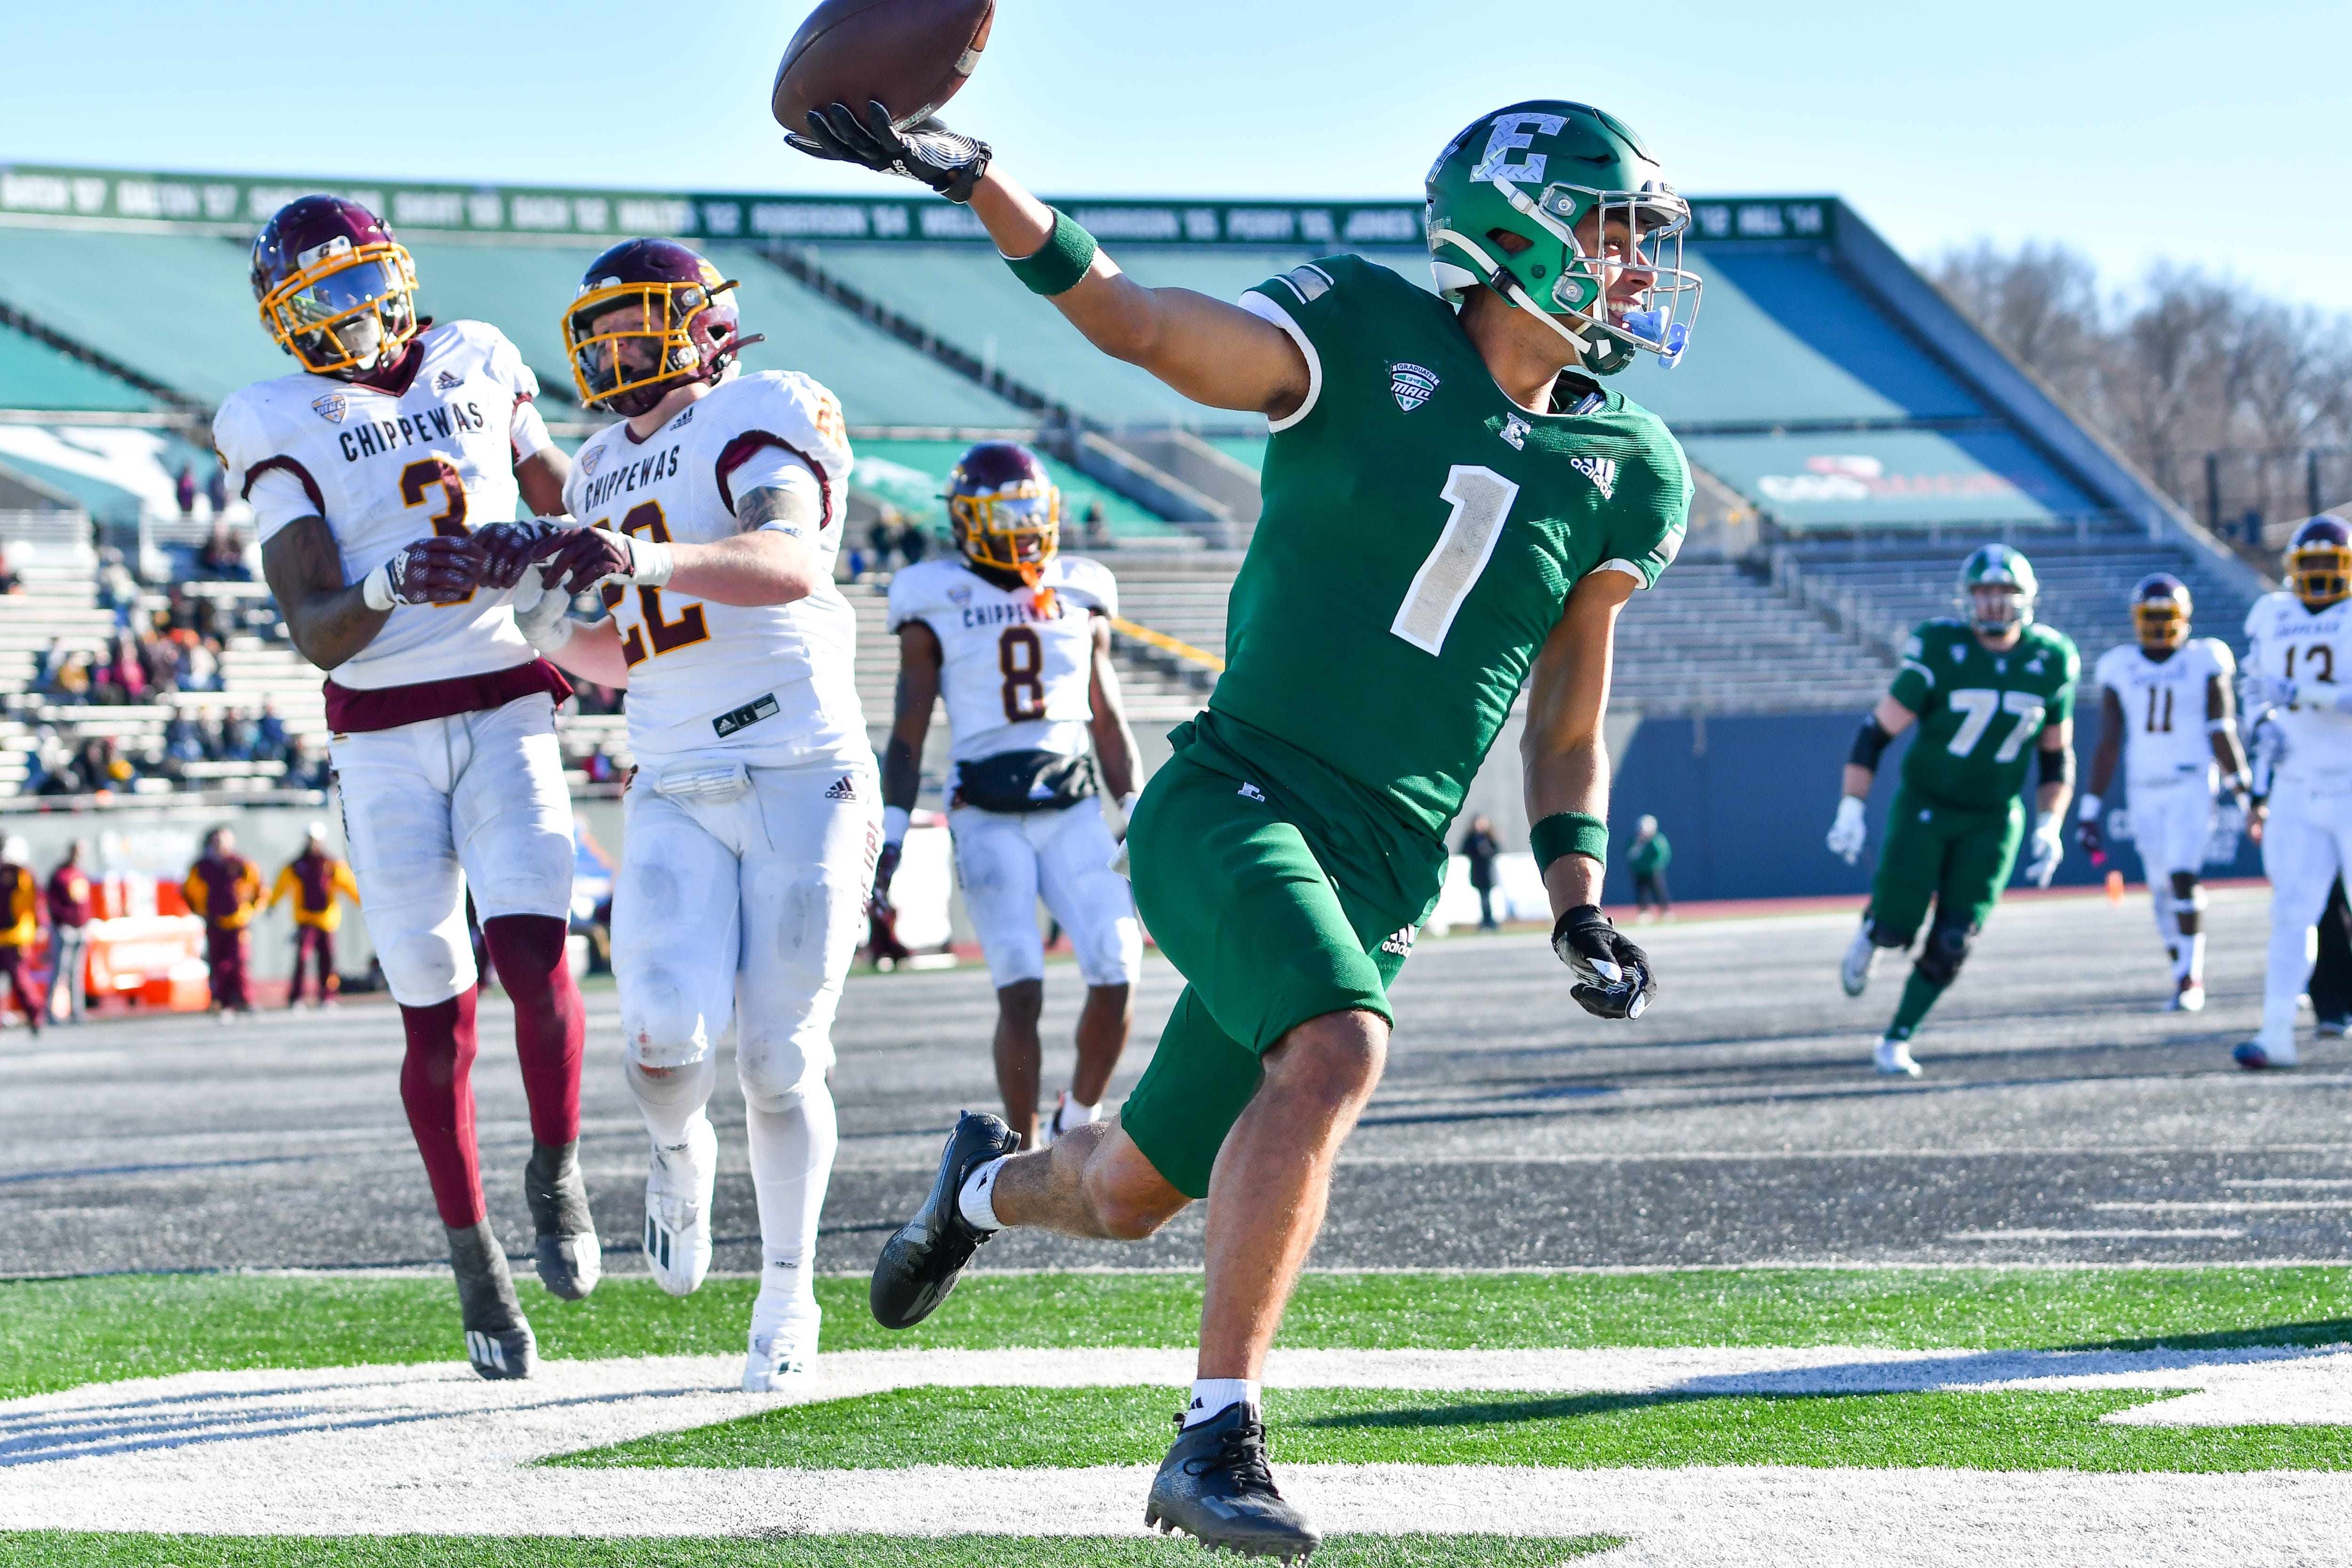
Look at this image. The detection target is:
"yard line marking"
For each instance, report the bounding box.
[1942,1228,2249,1241]
[2091,1202,2352,1213]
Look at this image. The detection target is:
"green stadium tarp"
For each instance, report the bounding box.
[0,323,154,412]
[1681,428,2095,529]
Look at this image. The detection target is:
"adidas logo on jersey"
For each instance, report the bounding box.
[822,775,864,802]
[1380,926,1416,957]
[434,369,463,393]
[1390,363,1438,412]
[1571,455,1618,500]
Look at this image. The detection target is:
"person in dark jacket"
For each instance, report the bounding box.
[1629,814,1673,923]
[1458,815,1502,931]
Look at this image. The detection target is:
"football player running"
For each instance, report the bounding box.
[2233,516,2352,1070]
[505,239,874,1389]
[2079,574,2249,1011]
[1828,546,2080,1077]
[792,100,1692,1556]
[881,443,1142,1149]
[222,197,595,1381]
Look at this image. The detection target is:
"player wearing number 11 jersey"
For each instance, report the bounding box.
[792,97,1693,1553]
[1827,546,2080,1076]
[229,196,595,1385]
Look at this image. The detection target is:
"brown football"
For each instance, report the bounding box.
[771,0,995,137]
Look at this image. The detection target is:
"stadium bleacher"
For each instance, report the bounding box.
[0,322,158,412]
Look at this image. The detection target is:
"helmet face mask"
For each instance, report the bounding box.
[2288,516,2352,610]
[1427,102,1702,377]
[2130,573,2193,652]
[561,241,747,416]
[946,443,1060,586]
[1957,544,2038,637]
[252,199,421,379]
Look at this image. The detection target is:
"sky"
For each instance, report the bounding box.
[6,0,2350,310]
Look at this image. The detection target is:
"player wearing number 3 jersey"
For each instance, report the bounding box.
[1827,545,2080,1077]
[793,97,1694,1553]
[229,196,594,1384]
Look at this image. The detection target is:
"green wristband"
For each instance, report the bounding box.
[1529,812,1610,875]
[1003,208,1098,297]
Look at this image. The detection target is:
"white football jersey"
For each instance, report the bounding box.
[213,320,545,690]
[888,555,1117,767]
[2245,591,2352,780]
[2094,637,2234,789]
[562,370,862,769]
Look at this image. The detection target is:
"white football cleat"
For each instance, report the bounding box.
[1841,923,1882,998]
[2168,980,2206,1013]
[744,1293,821,1393]
[643,1114,718,1297]
[1874,1037,1922,1077]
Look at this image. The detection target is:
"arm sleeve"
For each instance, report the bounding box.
[2048,644,2082,724]
[1889,629,1934,712]
[1594,429,1692,591]
[510,398,554,464]
[723,449,822,535]
[1236,255,1380,434]
[2206,640,2237,680]
[884,568,926,634]
[245,466,322,544]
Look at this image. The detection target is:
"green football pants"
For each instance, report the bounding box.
[1867,786,2025,944]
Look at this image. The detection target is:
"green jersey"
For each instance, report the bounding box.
[1889,619,2080,812]
[1180,256,1691,919]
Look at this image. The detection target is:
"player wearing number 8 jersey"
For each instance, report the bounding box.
[230,196,596,1384]
[1827,546,2080,1076]
[791,97,1693,1553]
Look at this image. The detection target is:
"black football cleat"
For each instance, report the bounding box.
[869,1110,1019,1329]
[1145,1403,1320,1561]
[447,1220,536,1379]
[523,1139,602,1301]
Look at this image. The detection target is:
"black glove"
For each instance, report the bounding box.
[787,101,992,203]
[471,520,570,591]
[2075,815,2104,860]
[872,841,903,906]
[370,536,485,607]
[867,842,910,963]
[538,528,643,597]
[1551,904,1656,1020]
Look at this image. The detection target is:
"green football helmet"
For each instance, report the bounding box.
[1425,101,1701,377]
[1957,544,2039,634]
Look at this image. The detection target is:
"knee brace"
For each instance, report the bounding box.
[2177,886,2209,916]
[1914,921,1976,989]
[1864,917,1914,951]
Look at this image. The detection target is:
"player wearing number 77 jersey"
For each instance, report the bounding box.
[792,97,1692,1555]
[2080,575,2248,1013]
[1826,545,2079,1077]
[224,196,596,1385]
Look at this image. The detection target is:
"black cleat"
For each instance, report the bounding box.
[447,1220,536,1380]
[524,1139,602,1300]
[1145,1403,1320,1561]
[868,1109,1019,1330]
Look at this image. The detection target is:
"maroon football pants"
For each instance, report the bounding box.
[205,926,250,1011]
[0,945,44,1027]
[289,926,337,1005]
[397,914,585,1228]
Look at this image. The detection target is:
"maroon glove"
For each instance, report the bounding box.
[367,536,485,608]
[471,520,571,591]
[538,527,648,597]
[866,842,911,963]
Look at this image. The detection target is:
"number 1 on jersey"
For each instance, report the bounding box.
[1392,465,1519,656]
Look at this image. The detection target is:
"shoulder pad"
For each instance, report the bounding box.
[725,372,853,479]
[1053,556,1119,617]
[885,560,954,631]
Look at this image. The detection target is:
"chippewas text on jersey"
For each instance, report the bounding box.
[888,556,1117,767]
[2244,589,2352,779]
[562,370,864,769]
[211,319,540,691]
[1889,619,2080,814]
[2094,637,2233,790]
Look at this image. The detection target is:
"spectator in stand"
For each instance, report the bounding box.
[254,700,288,763]
[1083,499,1110,551]
[99,630,148,706]
[268,822,359,1009]
[184,827,262,1018]
[1629,814,1673,923]
[74,738,132,794]
[45,841,93,1025]
[95,549,137,622]
[206,460,230,518]
[1457,814,1503,931]
[222,709,260,764]
[283,735,331,792]
[0,837,46,1035]
[175,462,198,517]
[196,522,248,581]
[899,519,930,564]
[0,553,17,597]
[180,636,221,692]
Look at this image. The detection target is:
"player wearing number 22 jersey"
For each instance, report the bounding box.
[226,196,595,1385]
[1827,546,2079,1076]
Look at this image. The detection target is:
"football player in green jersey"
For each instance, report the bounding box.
[791,99,1697,1556]
[1827,545,2081,1076]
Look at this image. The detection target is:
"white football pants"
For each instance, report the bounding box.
[330,693,574,1006]
[950,798,1141,989]
[2257,776,2352,1047]
[2129,778,2217,879]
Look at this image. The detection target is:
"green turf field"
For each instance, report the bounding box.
[6,1266,2350,1401]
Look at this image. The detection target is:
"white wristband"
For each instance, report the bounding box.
[361,561,396,611]
[629,536,675,588]
[2076,792,2102,823]
[882,805,910,847]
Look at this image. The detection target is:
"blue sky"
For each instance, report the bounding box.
[6,0,2348,308]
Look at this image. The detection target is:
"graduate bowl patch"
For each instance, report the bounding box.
[1390,363,1438,412]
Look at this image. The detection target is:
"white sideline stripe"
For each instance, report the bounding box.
[1945,1228,2250,1241]
[6,1344,2352,1550]
[2095,1201,2352,1212]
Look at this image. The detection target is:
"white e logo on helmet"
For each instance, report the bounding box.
[1472,112,1568,183]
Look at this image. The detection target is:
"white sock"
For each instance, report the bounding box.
[2152,892,2180,972]
[745,1079,837,1327]
[1184,1378,1261,1427]
[2184,930,2207,985]
[1054,1094,1101,1136]
[627,1056,717,1146]
[957,1155,1009,1232]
